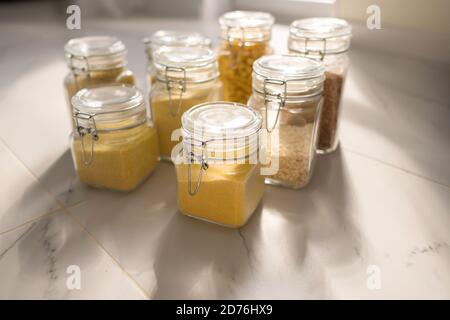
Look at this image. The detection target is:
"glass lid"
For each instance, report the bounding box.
[219,11,274,29]
[72,85,145,123]
[253,54,324,80]
[290,18,352,39]
[64,36,127,70]
[289,18,352,55]
[143,30,211,48]
[219,11,274,41]
[153,46,218,82]
[182,102,262,140]
[253,55,325,96]
[65,36,126,57]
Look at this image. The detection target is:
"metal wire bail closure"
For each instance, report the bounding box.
[74,111,99,166]
[226,26,245,69]
[187,141,209,196]
[164,66,186,117]
[68,53,91,91]
[304,37,327,61]
[263,78,286,133]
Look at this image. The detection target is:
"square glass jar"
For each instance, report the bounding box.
[71,85,159,192]
[175,102,264,227]
[249,55,325,189]
[288,18,352,153]
[217,11,274,104]
[150,46,222,160]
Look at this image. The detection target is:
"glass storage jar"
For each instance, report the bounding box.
[288,18,352,153]
[64,36,136,123]
[217,11,274,104]
[248,55,325,189]
[150,46,222,161]
[175,102,264,227]
[70,85,159,192]
[143,30,211,90]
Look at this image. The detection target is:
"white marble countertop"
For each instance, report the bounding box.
[0,18,449,300]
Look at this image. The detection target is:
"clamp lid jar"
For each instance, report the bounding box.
[144,30,211,60]
[288,18,352,154]
[288,17,351,59]
[70,85,159,192]
[217,11,274,104]
[249,55,325,189]
[175,102,264,228]
[151,46,222,160]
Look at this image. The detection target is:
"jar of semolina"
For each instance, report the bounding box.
[143,30,211,92]
[288,18,352,154]
[248,55,325,189]
[217,11,274,104]
[64,36,136,125]
[175,102,264,228]
[70,85,159,192]
[150,46,222,161]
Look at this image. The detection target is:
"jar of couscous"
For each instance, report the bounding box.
[143,30,211,91]
[248,55,325,189]
[288,18,352,153]
[217,11,274,104]
[70,85,159,192]
[175,102,264,228]
[150,46,222,161]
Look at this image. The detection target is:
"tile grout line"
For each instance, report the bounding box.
[0,208,61,236]
[340,146,450,189]
[63,208,151,300]
[0,136,150,299]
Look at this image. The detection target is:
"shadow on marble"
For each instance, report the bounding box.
[0,211,144,299]
[38,149,89,207]
[0,141,60,234]
[152,211,254,299]
[66,163,179,296]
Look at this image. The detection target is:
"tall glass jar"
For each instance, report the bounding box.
[64,36,136,123]
[70,85,159,192]
[143,30,211,91]
[175,102,264,228]
[248,55,325,189]
[288,18,352,153]
[217,11,274,104]
[150,46,222,161]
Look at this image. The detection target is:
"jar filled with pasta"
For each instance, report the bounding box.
[217,11,274,104]
[143,30,211,90]
[70,85,159,192]
[288,18,352,153]
[151,46,222,161]
[64,36,136,124]
[175,102,264,227]
[248,55,325,189]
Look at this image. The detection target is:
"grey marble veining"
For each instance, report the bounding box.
[0,211,145,299]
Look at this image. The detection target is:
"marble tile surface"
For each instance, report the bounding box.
[340,49,450,186]
[67,151,450,299]
[0,211,146,299]
[0,140,60,234]
[0,17,449,299]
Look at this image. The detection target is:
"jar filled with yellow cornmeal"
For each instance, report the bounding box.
[64,36,136,123]
[217,11,274,104]
[151,46,222,161]
[248,55,325,189]
[288,18,352,154]
[70,85,159,192]
[175,102,264,227]
[143,30,211,91]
